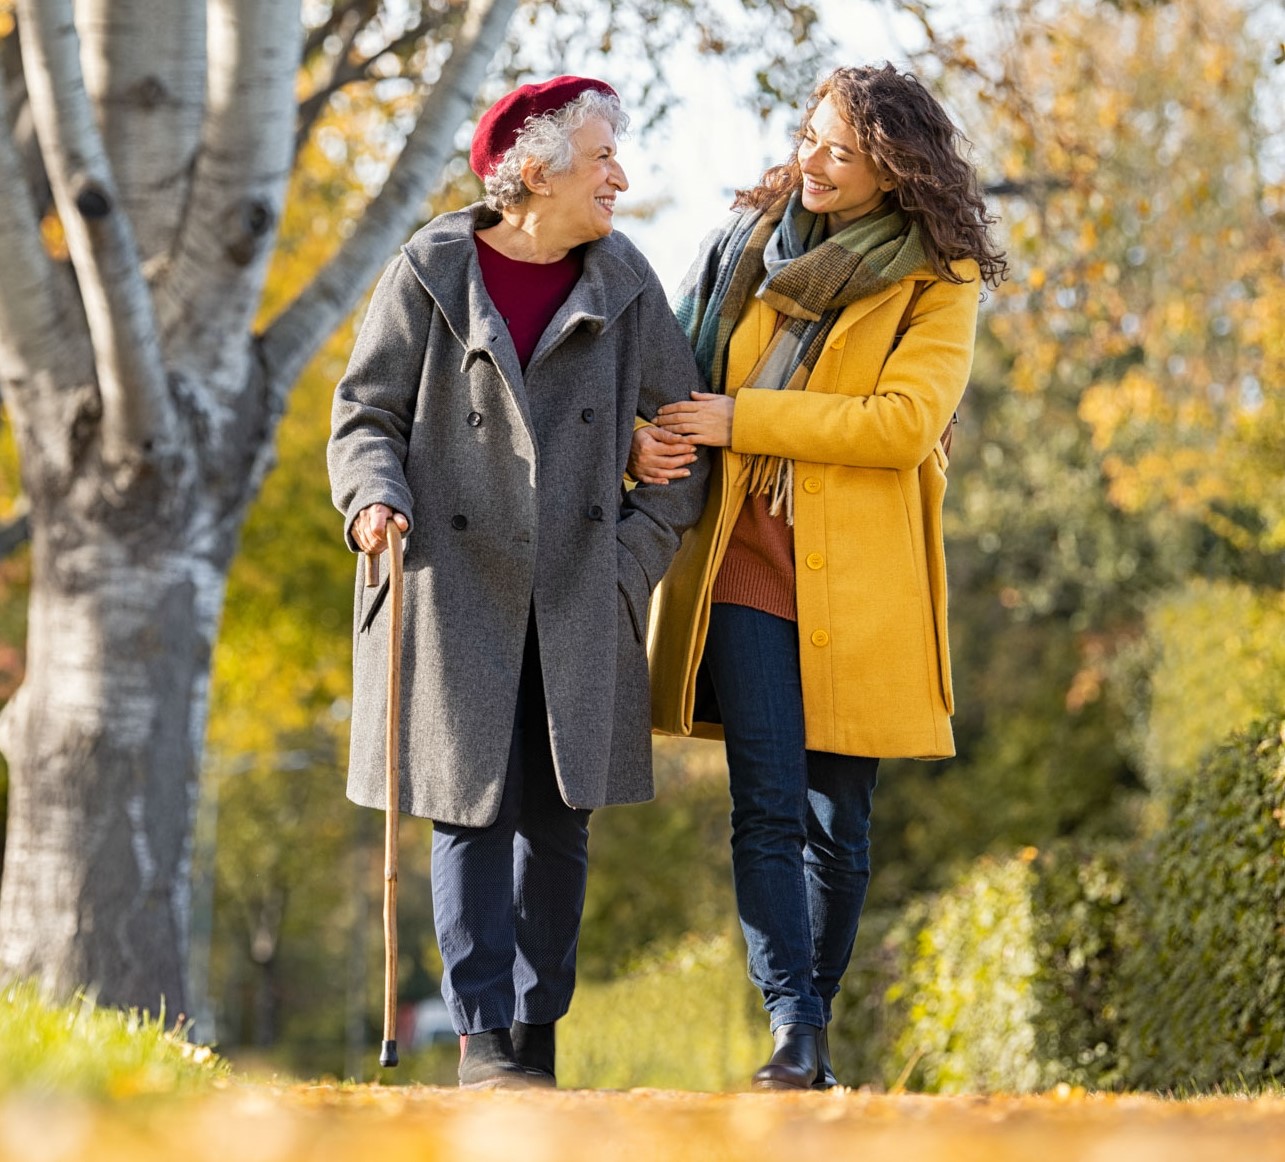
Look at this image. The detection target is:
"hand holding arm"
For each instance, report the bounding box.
[629,425,698,485]
[653,392,734,447]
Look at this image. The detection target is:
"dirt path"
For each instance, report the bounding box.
[4,1085,1285,1161]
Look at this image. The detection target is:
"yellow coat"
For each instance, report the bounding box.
[648,261,980,759]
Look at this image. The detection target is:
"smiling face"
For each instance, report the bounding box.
[540,116,629,246]
[797,94,895,233]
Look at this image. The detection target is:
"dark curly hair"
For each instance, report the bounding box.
[735,64,1008,288]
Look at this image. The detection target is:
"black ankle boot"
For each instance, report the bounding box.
[458,1028,549,1089]
[751,1023,822,1091]
[511,1020,556,1084]
[813,1025,838,1090]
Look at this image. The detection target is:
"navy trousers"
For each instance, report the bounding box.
[430,615,592,1035]
[704,602,879,1032]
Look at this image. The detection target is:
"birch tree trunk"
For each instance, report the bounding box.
[0,0,519,1014]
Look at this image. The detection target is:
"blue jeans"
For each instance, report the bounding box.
[704,602,878,1032]
[431,615,591,1035]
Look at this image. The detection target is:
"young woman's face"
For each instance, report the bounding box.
[797,94,895,231]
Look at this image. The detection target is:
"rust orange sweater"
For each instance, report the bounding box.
[711,491,796,621]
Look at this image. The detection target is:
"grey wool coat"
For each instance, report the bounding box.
[328,204,710,827]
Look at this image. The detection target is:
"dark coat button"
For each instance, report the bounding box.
[581,408,595,422]
[587,504,604,521]
[467,411,483,427]
[451,515,468,530]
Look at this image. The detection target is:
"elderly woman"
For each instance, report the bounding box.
[328,76,708,1089]
[634,64,1007,1090]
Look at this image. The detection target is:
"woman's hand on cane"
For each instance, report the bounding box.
[354,504,409,554]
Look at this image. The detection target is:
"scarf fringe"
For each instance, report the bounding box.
[737,456,796,526]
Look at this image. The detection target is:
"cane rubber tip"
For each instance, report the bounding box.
[379,1040,399,1068]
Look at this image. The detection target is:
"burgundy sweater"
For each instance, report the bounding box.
[475,233,583,368]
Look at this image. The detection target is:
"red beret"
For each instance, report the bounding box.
[470,75,618,180]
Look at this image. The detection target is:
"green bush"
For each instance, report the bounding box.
[0,982,228,1098]
[836,844,1130,1094]
[1136,582,1285,793]
[1120,716,1285,1090]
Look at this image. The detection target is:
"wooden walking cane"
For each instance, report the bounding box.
[366,524,404,1068]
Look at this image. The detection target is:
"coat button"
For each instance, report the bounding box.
[803,476,822,494]
[810,629,830,647]
[467,411,483,427]
[450,514,468,530]
[587,504,604,521]
[581,408,595,422]
[806,552,825,570]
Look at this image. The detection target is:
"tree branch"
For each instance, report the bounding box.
[295,17,369,155]
[75,0,207,269]
[295,8,450,157]
[158,0,303,389]
[261,0,521,389]
[0,71,83,392]
[16,0,172,461]
[0,16,52,220]
[301,0,371,67]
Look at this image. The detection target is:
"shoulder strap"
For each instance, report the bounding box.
[894,280,926,343]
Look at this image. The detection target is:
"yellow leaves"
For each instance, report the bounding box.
[1079,370,1165,450]
[40,211,68,261]
[21,1086,1285,1162]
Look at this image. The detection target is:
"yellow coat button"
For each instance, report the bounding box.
[803,477,822,494]
[806,552,825,570]
[810,629,830,647]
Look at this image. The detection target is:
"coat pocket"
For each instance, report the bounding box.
[618,581,644,644]
[919,446,953,714]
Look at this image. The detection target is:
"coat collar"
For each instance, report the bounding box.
[400,203,648,380]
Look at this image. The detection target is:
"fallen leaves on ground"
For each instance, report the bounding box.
[4,1083,1285,1162]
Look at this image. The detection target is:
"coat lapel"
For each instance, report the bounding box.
[526,237,646,374]
[400,204,649,414]
[400,206,531,432]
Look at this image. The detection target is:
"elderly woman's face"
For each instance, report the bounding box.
[539,116,629,244]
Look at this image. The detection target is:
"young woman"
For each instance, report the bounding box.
[634,64,1007,1090]
[330,77,708,1089]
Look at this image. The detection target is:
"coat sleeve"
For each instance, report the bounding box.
[327,254,425,551]
[615,269,713,603]
[730,266,981,471]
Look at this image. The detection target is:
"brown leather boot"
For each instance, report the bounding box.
[751,1023,822,1091]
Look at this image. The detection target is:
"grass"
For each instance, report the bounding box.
[0,981,229,1099]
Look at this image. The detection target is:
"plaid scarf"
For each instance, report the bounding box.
[674,191,927,520]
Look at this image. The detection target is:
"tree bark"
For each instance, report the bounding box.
[0,510,232,1013]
